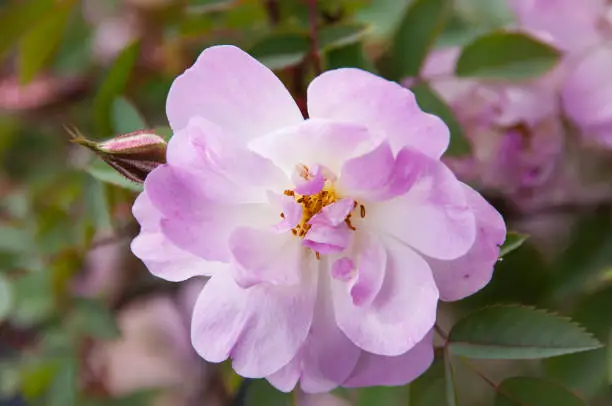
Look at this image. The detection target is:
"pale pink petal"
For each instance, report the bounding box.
[511,0,604,51]
[166,45,303,140]
[145,165,276,262]
[331,257,355,281]
[303,222,352,255]
[293,165,325,195]
[338,142,394,197]
[248,119,377,176]
[167,116,289,203]
[343,330,434,387]
[368,150,476,260]
[131,193,222,281]
[191,269,316,377]
[300,271,361,393]
[312,198,355,227]
[562,46,612,144]
[229,227,304,287]
[427,184,506,301]
[267,351,302,392]
[333,236,439,356]
[349,235,386,307]
[340,144,421,201]
[274,196,303,233]
[307,68,449,158]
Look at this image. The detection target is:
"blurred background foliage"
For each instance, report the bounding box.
[0,0,610,405]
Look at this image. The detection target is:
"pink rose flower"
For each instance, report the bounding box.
[412,47,564,203]
[512,0,612,147]
[131,45,506,392]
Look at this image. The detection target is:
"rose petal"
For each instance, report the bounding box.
[562,46,612,144]
[167,116,289,203]
[511,0,604,51]
[307,68,449,158]
[311,198,355,227]
[269,271,361,393]
[333,236,438,356]
[340,144,421,201]
[249,119,377,176]
[229,227,304,287]
[303,222,352,255]
[131,192,222,281]
[191,269,316,377]
[166,45,303,140]
[427,184,506,301]
[343,330,434,387]
[274,196,303,233]
[367,150,476,260]
[349,234,386,307]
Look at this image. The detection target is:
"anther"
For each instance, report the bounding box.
[360,204,366,218]
[292,229,298,236]
[345,218,356,231]
[280,213,285,218]
[284,190,295,196]
[315,252,320,260]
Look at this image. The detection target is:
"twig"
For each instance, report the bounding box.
[434,323,449,345]
[230,378,252,406]
[264,0,280,26]
[307,0,322,75]
[457,357,499,390]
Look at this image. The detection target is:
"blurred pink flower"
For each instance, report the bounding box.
[131,46,505,392]
[413,47,564,203]
[512,0,612,146]
[90,281,206,406]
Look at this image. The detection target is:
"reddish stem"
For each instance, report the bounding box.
[307,0,322,75]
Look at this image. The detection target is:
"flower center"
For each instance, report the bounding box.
[283,186,339,237]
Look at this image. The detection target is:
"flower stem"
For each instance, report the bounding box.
[307,0,322,75]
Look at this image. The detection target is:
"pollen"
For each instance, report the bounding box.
[285,184,338,238]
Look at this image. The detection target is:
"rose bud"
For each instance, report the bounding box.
[71,128,167,183]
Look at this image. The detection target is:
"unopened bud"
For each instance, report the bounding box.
[70,128,167,183]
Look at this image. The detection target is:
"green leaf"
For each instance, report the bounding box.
[500,232,529,257]
[0,0,54,59]
[154,125,173,142]
[409,354,447,406]
[356,386,408,406]
[444,352,459,406]
[86,159,143,192]
[319,23,370,51]
[546,349,608,399]
[448,306,602,359]
[250,33,310,70]
[94,41,140,137]
[410,83,470,156]
[325,42,377,72]
[456,31,561,80]
[0,225,31,253]
[17,1,74,83]
[20,358,59,400]
[550,210,612,300]
[355,0,413,40]
[0,273,13,322]
[68,297,121,340]
[455,0,514,28]
[495,377,586,406]
[111,97,147,134]
[83,175,112,231]
[387,0,451,79]
[245,379,290,406]
[46,357,77,406]
[10,271,54,326]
